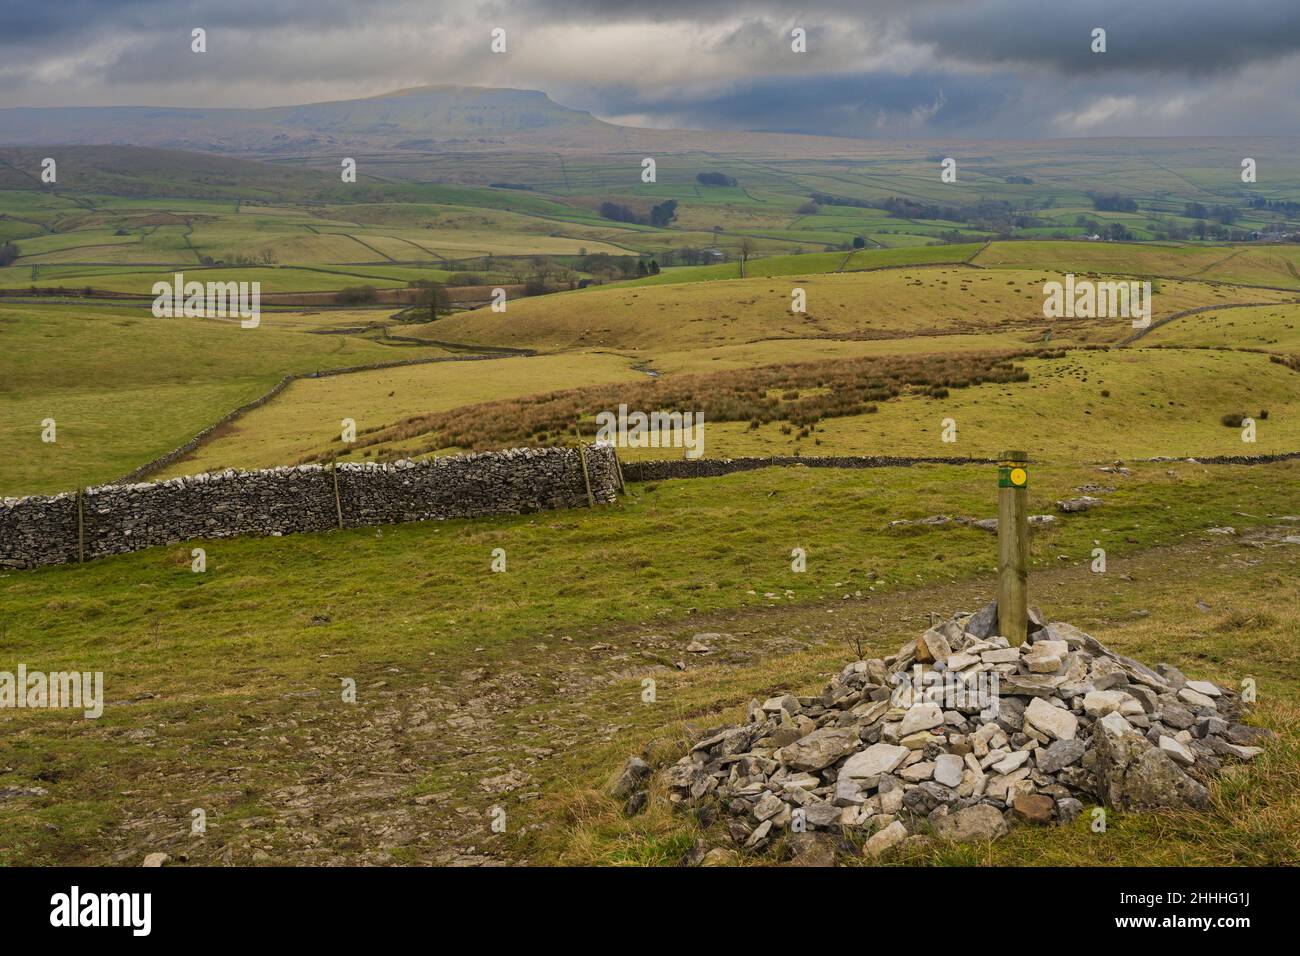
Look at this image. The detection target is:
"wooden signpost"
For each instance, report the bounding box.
[997,450,1029,645]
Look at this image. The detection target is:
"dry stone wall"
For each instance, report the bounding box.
[621,455,991,482]
[1,445,619,570]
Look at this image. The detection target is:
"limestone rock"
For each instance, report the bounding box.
[786,833,837,867]
[779,727,860,772]
[1025,696,1078,740]
[1158,735,1195,767]
[1036,738,1086,774]
[932,804,1009,844]
[609,756,653,800]
[1011,793,1055,824]
[899,703,944,736]
[1091,725,1210,811]
[842,743,910,779]
[916,627,952,664]
[1057,496,1102,513]
[863,820,908,858]
[933,753,965,788]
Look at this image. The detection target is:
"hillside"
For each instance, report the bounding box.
[408,262,1298,353]
[0,86,613,154]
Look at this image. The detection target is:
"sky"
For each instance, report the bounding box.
[3,0,1299,138]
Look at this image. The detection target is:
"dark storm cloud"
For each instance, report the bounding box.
[0,0,360,47]
[506,0,1300,75]
[3,0,1299,137]
[582,71,1020,137]
[905,0,1300,76]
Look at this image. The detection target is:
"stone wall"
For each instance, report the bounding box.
[1,445,619,570]
[621,454,992,482]
[619,451,1300,483]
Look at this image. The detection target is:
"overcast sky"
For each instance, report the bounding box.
[4,0,1299,138]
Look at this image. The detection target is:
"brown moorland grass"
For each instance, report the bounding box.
[310,348,1062,461]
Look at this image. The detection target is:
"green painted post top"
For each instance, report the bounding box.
[997,451,1030,488]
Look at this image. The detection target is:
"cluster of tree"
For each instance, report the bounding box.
[334,285,379,305]
[445,271,496,286]
[220,250,276,266]
[1251,197,1300,216]
[814,192,1052,238]
[520,256,573,295]
[1089,192,1139,213]
[1189,221,1254,241]
[1183,202,1238,225]
[488,182,530,190]
[598,199,678,228]
[598,201,641,224]
[1074,216,1133,240]
[0,242,18,267]
[696,172,738,187]
[965,202,1047,235]
[580,252,651,280]
[649,199,678,227]
[636,260,661,276]
[810,192,873,209]
[407,279,449,322]
[879,196,967,223]
[653,247,727,266]
[1005,175,1035,185]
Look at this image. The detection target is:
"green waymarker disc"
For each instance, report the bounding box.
[998,466,1029,488]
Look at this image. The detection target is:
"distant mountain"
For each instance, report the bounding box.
[0,86,614,154]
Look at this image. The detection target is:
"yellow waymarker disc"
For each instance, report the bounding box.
[1010,467,1028,486]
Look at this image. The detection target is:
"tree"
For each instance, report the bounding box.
[0,242,18,267]
[696,172,738,187]
[648,260,660,275]
[599,201,640,224]
[852,235,866,249]
[649,199,678,228]
[738,237,756,263]
[531,256,558,286]
[334,285,378,305]
[410,280,448,322]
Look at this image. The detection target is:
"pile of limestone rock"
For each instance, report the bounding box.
[649,603,1273,860]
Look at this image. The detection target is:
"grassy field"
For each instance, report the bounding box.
[0,302,451,495]
[23,260,1287,484]
[611,347,1300,463]
[625,244,985,286]
[155,351,646,476]
[1143,302,1300,352]
[0,461,1295,865]
[274,345,1297,467]
[973,241,1300,289]
[409,267,1294,354]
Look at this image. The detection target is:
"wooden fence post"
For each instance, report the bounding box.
[578,445,596,507]
[997,450,1029,645]
[611,446,625,494]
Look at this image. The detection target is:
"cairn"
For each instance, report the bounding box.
[650,603,1273,858]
